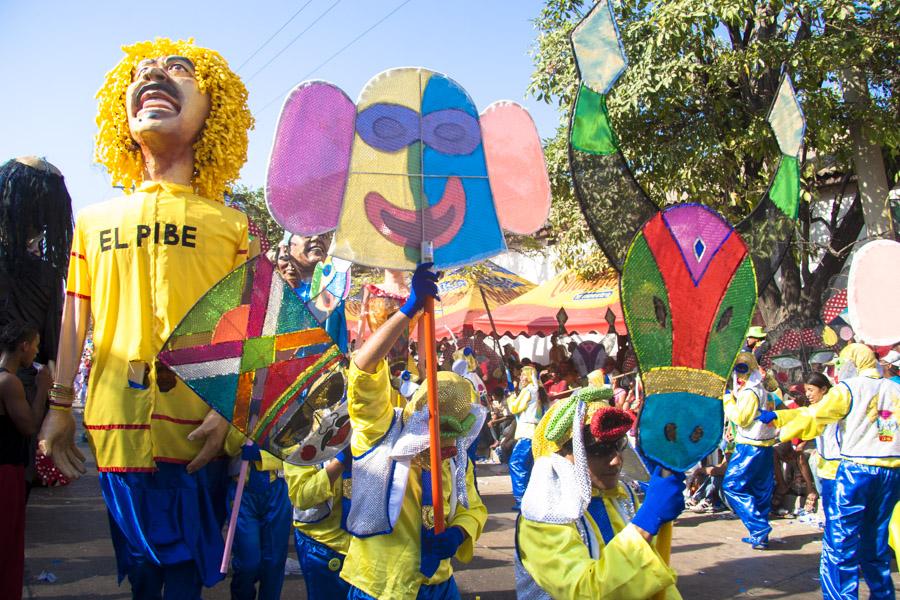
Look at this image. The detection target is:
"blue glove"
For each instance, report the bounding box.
[420,526,465,577]
[757,410,777,424]
[400,263,439,318]
[631,467,685,536]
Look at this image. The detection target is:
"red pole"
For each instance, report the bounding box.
[422,294,445,533]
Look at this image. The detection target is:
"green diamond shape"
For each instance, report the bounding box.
[241,336,275,372]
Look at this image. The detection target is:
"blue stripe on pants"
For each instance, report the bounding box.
[821,462,900,600]
[509,438,534,506]
[293,529,349,600]
[722,443,773,543]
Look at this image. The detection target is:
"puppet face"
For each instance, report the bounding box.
[337,68,502,267]
[621,204,757,471]
[266,67,550,270]
[126,56,210,152]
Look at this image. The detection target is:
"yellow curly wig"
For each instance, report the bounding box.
[94,37,254,201]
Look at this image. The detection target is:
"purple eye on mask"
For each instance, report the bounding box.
[356,104,420,152]
[356,104,482,155]
[422,109,481,155]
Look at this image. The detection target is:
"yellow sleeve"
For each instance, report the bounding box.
[348,360,395,456]
[518,519,679,600]
[723,389,760,429]
[233,214,252,267]
[777,383,851,442]
[284,463,335,509]
[447,460,488,563]
[66,216,91,299]
[507,387,532,415]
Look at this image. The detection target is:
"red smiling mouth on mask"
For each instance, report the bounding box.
[364,176,466,249]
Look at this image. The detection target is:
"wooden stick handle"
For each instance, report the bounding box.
[221,458,250,573]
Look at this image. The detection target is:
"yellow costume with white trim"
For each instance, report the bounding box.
[341,360,487,600]
[517,487,680,599]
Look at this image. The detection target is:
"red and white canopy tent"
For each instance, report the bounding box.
[472,269,625,337]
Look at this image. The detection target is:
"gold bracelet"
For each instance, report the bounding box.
[48,403,72,413]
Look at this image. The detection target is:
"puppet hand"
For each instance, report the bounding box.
[186,410,230,474]
[757,410,777,424]
[632,467,685,536]
[38,410,86,480]
[400,263,439,317]
[420,526,465,577]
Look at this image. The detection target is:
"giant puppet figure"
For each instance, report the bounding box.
[566,0,804,560]
[38,38,254,596]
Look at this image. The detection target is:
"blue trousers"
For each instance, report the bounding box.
[821,462,900,600]
[99,461,228,599]
[722,443,773,543]
[348,576,460,599]
[227,471,292,600]
[293,529,349,599]
[820,477,838,593]
[509,438,534,506]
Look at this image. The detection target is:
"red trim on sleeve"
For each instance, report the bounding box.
[66,291,91,300]
[151,414,204,426]
[236,249,249,255]
[84,423,151,431]
[70,252,87,261]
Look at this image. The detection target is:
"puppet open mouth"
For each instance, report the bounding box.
[364,176,466,249]
[134,83,181,117]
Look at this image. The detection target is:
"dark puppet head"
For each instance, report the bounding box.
[0,157,73,277]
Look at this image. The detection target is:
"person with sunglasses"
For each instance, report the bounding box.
[515,387,685,599]
[722,352,777,550]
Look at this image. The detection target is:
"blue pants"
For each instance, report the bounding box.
[820,477,838,593]
[293,529,349,599]
[821,462,900,600]
[99,461,228,598]
[348,576,460,599]
[227,471,292,600]
[509,438,534,506]
[722,443,773,543]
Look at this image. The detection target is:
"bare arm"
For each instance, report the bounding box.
[1,375,44,436]
[37,294,89,478]
[353,310,413,374]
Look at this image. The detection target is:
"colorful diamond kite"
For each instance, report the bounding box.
[158,255,348,465]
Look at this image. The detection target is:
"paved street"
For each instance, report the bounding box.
[23,435,898,599]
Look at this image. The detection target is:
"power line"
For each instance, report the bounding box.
[236,0,315,72]
[245,0,343,84]
[255,0,414,115]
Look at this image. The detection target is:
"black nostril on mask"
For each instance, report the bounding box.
[664,422,677,442]
[690,425,704,443]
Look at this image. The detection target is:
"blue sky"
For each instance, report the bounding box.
[0,0,561,213]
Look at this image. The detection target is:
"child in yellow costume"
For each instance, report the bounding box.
[516,388,684,599]
[284,456,352,598]
[38,38,254,598]
[343,263,488,600]
[508,365,542,510]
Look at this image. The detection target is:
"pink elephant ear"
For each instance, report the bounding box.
[266,81,356,235]
[480,101,551,235]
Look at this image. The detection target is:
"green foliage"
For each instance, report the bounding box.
[226,184,283,249]
[531,0,898,284]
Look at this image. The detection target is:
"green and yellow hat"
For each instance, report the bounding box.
[531,387,614,458]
